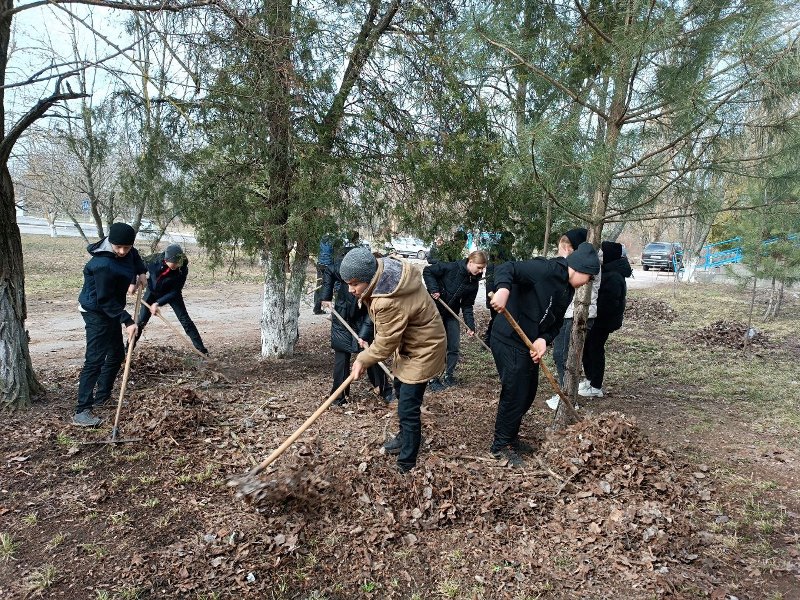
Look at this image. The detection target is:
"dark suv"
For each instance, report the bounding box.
[641,241,682,271]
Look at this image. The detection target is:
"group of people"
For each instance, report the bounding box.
[72,222,631,474]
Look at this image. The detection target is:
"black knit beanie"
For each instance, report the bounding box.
[108,223,136,245]
[566,242,600,275]
[340,246,378,283]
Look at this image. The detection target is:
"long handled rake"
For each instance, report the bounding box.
[435,296,492,353]
[328,306,393,380]
[141,300,208,360]
[488,292,580,422]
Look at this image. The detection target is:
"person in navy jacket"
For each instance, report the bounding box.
[134,244,208,355]
[74,223,147,427]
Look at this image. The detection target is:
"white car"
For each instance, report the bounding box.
[385,237,429,260]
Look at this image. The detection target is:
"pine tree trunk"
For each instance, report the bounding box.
[0,167,43,409]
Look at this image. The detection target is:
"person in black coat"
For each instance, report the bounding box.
[580,241,632,398]
[423,250,487,391]
[321,255,392,405]
[483,231,515,346]
[488,242,600,467]
[134,244,208,355]
[74,223,147,427]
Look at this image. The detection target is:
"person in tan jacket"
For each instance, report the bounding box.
[340,246,446,473]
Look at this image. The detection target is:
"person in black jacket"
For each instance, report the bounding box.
[423,250,487,391]
[483,231,515,347]
[321,254,392,405]
[488,242,600,467]
[134,244,208,355]
[580,241,632,398]
[74,223,147,427]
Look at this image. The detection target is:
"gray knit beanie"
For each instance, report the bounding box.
[566,242,600,275]
[339,246,378,282]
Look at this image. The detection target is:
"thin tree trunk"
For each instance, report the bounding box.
[743,275,757,353]
[542,198,552,257]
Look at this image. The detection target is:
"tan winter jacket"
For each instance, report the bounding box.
[355,257,446,384]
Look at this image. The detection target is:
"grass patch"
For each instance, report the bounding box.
[26,564,58,593]
[0,532,18,562]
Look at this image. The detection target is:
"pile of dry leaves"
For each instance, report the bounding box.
[686,320,770,350]
[128,387,215,442]
[625,298,678,324]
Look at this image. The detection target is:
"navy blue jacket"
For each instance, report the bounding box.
[595,257,633,332]
[144,252,189,305]
[78,238,147,326]
[492,257,574,350]
[422,259,481,331]
[321,258,375,353]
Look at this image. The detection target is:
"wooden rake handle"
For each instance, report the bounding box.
[328,307,393,379]
[247,373,357,479]
[487,292,579,421]
[141,300,207,359]
[111,287,143,441]
[435,296,492,353]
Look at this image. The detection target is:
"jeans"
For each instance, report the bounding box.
[582,327,612,389]
[443,315,460,377]
[136,292,207,353]
[394,380,428,470]
[490,339,538,451]
[76,311,126,413]
[552,317,594,386]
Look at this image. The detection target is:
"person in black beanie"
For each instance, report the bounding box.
[580,241,632,398]
[134,244,208,355]
[74,222,147,427]
[488,242,600,467]
[341,246,446,473]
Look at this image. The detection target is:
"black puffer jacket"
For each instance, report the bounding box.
[321,259,375,353]
[492,257,574,350]
[78,238,147,326]
[595,257,633,332]
[143,252,189,304]
[422,259,481,331]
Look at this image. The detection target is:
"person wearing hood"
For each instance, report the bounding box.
[579,241,633,399]
[134,244,208,356]
[422,250,487,391]
[74,223,147,427]
[547,227,603,410]
[340,247,446,473]
[488,242,600,467]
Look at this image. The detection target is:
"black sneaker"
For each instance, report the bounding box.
[383,434,402,455]
[381,388,395,404]
[491,445,525,468]
[332,394,349,407]
[510,438,537,455]
[397,462,414,474]
[442,374,456,388]
[428,378,447,392]
[72,410,102,428]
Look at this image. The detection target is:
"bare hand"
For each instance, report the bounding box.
[466,329,475,337]
[431,292,441,300]
[357,338,369,349]
[351,360,365,380]
[489,288,510,311]
[529,337,547,363]
[127,284,137,295]
[149,302,160,316]
[125,323,138,342]
[321,301,332,310]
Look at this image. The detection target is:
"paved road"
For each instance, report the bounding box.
[17,215,197,245]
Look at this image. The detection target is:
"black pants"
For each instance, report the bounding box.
[76,311,125,413]
[582,327,612,389]
[484,307,498,344]
[313,264,327,312]
[443,315,460,377]
[394,380,428,470]
[136,292,207,353]
[490,338,538,452]
[331,350,389,401]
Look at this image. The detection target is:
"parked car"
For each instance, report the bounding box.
[385,236,429,260]
[641,241,683,271]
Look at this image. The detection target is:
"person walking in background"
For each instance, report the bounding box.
[320,252,393,405]
[313,233,337,314]
[423,250,487,391]
[340,246,446,473]
[428,230,467,264]
[483,231,515,347]
[580,241,632,399]
[547,227,602,410]
[134,244,208,356]
[488,242,600,467]
[74,223,147,427]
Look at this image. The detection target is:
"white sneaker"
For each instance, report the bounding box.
[578,379,591,392]
[578,386,604,398]
[546,395,560,410]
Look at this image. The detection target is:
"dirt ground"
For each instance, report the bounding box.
[2,243,799,599]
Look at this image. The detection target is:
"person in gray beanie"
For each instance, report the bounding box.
[133,244,208,355]
[343,247,446,473]
[486,242,599,467]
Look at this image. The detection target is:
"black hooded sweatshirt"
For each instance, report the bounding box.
[78,238,147,326]
[422,258,481,331]
[595,257,633,332]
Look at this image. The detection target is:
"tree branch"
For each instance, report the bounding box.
[2,0,218,19]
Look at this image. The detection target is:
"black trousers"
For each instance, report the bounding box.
[313,264,327,312]
[136,292,207,353]
[394,380,428,470]
[443,315,460,377]
[484,307,498,343]
[582,327,612,389]
[490,338,538,452]
[552,317,594,386]
[76,311,125,413]
[331,350,389,401]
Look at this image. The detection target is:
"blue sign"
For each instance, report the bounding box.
[81,199,89,213]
